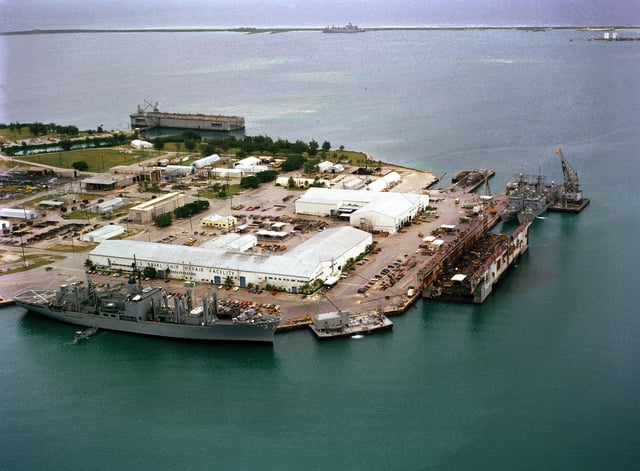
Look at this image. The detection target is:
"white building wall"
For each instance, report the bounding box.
[294,200,337,216]
[128,193,188,223]
[350,210,397,233]
[0,208,37,220]
[89,228,371,292]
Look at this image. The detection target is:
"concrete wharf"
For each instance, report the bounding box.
[1,152,586,340]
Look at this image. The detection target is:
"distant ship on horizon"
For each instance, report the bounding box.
[322,22,366,33]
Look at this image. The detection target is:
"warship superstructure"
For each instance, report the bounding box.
[501,148,586,223]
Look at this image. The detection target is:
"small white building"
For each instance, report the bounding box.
[0,219,11,233]
[164,165,194,176]
[343,178,365,190]
[207,168,247,178]
[0,208,37,220]
[317,161,334,172]
[94,197,128,214]
[191,154,220,169]
[275,176,330,188]
[234,156,262,168]
[234,156,268,173]
[330,163,345,174]
[80,224,125,243]
[200,214,237,231]
[367,171,401,192]
[131,139,153,149]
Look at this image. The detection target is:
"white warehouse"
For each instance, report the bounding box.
[88,226,372,293]
[294,187,429,234]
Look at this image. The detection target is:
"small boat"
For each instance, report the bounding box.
[74,326,99,342]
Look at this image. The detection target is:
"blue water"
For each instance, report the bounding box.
[1,29,640,469]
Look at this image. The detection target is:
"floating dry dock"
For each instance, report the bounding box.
[130,102,245,132]
[421,219,531,303]
[309,311,393,339]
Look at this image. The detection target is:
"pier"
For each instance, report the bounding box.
[2,144,588,341]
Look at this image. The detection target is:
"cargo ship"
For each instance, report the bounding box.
[130,101,245,132]
[14,267,279,344]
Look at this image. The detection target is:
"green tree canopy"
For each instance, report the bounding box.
[155,214,172,227]
[72,161,89,171]
[240,176,260,189]
[256,169,278,183]
[153,138,165,150]
[281,154,307,172]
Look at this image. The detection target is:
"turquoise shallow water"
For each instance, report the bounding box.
[1,29,640,469]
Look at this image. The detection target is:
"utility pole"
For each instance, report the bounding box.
[19,232,27,269]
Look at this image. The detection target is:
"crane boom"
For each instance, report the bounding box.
[319,293,346,314]
[556,147,582,201]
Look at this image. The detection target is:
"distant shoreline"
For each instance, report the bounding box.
[2,25,639,36]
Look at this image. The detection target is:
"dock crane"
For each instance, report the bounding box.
[482,170,497,215]
[319,292,347,315]
[556,147,582,202]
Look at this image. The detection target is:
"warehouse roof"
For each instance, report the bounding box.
[89,226,370,280]
[130,192,185,210]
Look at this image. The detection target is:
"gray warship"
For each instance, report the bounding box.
[14,267,279,344]
[500,173,554,223]
[501,147,585,223]
[322,22,366,33]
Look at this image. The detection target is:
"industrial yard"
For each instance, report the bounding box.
[1,140,587,338]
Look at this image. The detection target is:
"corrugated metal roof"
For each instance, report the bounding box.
[89,226,370,279]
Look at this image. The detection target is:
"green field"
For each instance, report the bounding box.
[17,147,159,172]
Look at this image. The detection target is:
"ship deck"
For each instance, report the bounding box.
[309,313,393,339]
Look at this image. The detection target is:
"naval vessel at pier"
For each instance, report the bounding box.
[14,265,279,343]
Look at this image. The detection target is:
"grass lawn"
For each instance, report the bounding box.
[17,147,159,172]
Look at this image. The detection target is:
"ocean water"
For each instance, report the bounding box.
[1,29,640,470]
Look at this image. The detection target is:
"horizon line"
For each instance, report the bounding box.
[3,25,640,36]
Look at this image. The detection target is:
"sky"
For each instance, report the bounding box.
[1,0,639,30]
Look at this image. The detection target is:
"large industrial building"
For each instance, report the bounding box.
[88,226,372,293]
[294,187,429,234]
[128,192,187,223]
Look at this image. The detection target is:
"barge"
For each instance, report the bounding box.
[309,310,393,339]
